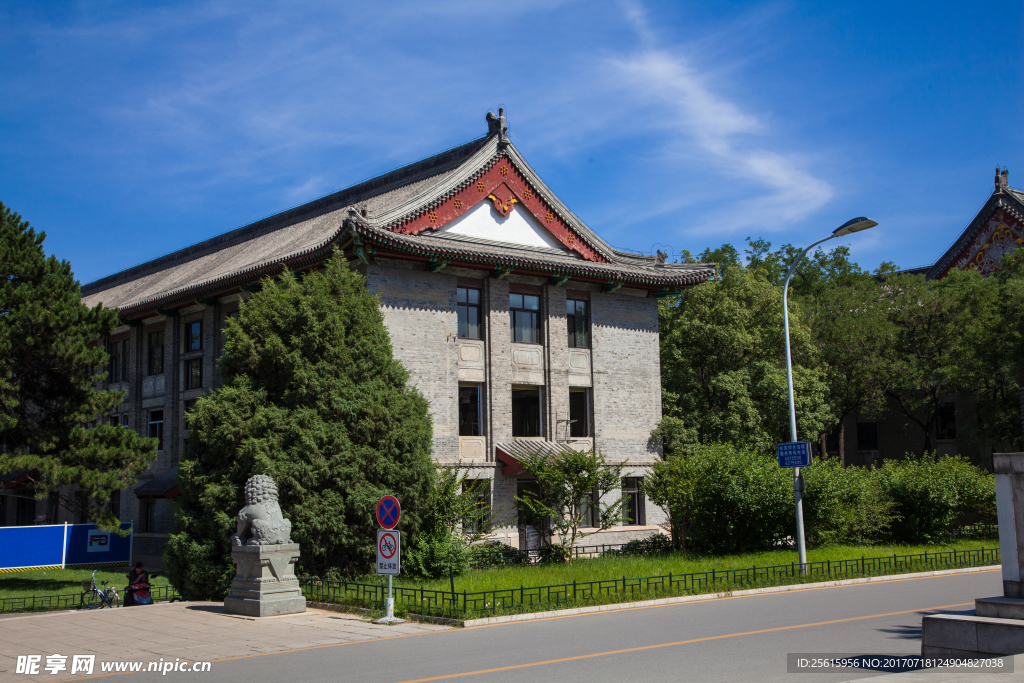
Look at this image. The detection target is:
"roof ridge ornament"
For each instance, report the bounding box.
[486,108,509,146]
[996,167,1010,193]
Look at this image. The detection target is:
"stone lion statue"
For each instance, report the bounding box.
[231,475,292,546]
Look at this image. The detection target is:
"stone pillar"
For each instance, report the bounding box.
[995,453,1024,598]
[224,544,306,617]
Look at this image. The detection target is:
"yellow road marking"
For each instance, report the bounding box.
[64,568,996,681]
[393,601,973,683]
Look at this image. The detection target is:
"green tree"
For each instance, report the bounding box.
[879,271,1001,454]
[0,203,156,528]
[405,462,496,579]
[658,263,832,452]
[166,253,435,599]
[513,447,627,562]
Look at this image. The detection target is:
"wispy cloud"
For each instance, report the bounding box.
[603,0,834,235]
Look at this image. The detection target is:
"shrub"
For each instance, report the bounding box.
[471,540,530,568]
[646,443,792,554]
[608,533,673,557]
[802,457,893,546]
[874,454,996,544]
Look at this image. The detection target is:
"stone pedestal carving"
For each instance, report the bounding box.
[921,453,1024,657]
[223,474,306,618]
[224,543,306,617]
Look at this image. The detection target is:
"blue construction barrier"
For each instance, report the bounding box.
[0,523,133,572]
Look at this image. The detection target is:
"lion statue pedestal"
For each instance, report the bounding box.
[223,475,306,618]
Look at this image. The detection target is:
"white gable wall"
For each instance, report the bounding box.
[437,201,569,252]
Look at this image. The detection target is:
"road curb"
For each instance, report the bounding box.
[460,564,1000,627]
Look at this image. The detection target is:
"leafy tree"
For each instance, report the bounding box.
[801,457,893,545]
[166,253,435,599]
[513,447,627,562]
[810,277,890,464]
[0,202,156,528]
[658,264,832,452]
[879,271,1001,453]
[405,462,496,579]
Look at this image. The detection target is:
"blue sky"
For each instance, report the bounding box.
[1,1,1021,285]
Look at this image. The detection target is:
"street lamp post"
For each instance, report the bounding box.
[783,216,877,570]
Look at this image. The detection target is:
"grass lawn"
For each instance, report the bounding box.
[0,566,172,602]
[390,539,998,595]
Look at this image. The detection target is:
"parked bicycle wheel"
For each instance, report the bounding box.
[80,591,102,610]
[103,590,120,608]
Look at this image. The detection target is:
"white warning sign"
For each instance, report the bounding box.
[376,530,400,576]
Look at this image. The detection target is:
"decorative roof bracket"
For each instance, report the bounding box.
[492,264,514,280]
[155,307,177,317]
[549,273,571,287]
[241,282,263,294]
[651,287,683,299]
[603,280,624,294]
[353,235,376,265]
[428,255,451,273]
[196,296,217,306]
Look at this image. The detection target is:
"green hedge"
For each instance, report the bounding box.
[646,444,996,552]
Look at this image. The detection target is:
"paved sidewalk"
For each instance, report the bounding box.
[0,602,449,682]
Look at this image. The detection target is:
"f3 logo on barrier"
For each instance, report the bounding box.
[87,533,110,552]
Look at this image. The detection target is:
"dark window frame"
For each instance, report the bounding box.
[457,287,483,339]
[108,340,122,383]
[184,358,203,391]
[148,409,164,452]
[567,299,589,348]
[458,384,482,436]
[622,476,646,526]
[937,402,957,441]
[147,331,164,376]
[512,386,543,437]
[184,320,203,352]
[509,293,542,344]
[568,388,591,438]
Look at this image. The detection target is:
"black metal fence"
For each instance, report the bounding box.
[0,583,181,615]
[303,546,1000,620]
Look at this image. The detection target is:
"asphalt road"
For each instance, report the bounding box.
[124,569,1001,683]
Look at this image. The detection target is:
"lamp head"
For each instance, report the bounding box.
[833,217,878,237]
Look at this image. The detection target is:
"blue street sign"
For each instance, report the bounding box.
[777,441,812,468]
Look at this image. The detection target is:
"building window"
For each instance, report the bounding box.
[512,386,543,437]
[184,358,203,390]
[108,340,124,383]
[856,421,878,450]
[147,331,164,375]
[510,293,541,344]
[148,410,164,451]
[569,389,590,437]
[567,299,589,348]
[15,496,35,526]
[139,497,157,533]
[74,490,90,524]
[622,477,645,525]
[580,487,600,527]
[937,402,957,440]
[457,288,482,339]
[184,321,202,351]
[459,384,481,436]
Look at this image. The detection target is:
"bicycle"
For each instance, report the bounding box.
[80,569,120,609]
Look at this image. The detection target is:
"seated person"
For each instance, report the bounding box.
[124,562,151,606]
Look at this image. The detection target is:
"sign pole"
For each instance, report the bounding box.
[61,522,68,569]
[373,496,404,625]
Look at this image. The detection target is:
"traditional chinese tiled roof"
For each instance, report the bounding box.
[81,112,715,317]
[927,169,1024,279]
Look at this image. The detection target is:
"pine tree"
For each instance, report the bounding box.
[0,202,157,526]
[166,252,435,599]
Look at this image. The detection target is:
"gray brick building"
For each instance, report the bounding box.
[40,111,714,564]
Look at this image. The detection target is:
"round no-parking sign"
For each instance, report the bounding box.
[376,495,401,529]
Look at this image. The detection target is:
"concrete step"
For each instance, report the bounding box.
[922,613,1024,656]
[976,596,1024,620]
